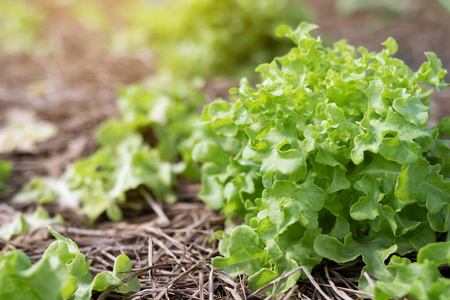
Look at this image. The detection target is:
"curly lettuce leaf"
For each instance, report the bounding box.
[374,241,450,300]
[0,248,68,300]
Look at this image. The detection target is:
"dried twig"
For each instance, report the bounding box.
[363,272,376,290]
[324,265,354,300]
[139,187,170,227]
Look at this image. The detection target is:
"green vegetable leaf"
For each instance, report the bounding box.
[314,234,397,291]
[0,159,12,193]
[0,227,140,299]
[0,249,68,300]
[212,226,269,278]
[0,206,63,240]
[113,254,141,294]
[416,52,449,91]
[374,241,450,300]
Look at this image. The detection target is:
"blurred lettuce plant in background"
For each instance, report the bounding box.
[0,0,49,54]
[71,0,312,78]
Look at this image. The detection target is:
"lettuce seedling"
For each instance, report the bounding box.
[0,227,140,300]
[18,76,207,222]
[194,22,450,293]
[0,206,63,240]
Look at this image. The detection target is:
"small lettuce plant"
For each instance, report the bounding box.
[193,22,450,294]
[17,76,207,222]
[0,227,140,299]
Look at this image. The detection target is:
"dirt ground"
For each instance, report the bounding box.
[0,1,449,299]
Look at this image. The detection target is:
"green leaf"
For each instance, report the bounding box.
[382,37,398,56]
[374,241,450,300]
[314,234,361,263]
[314,234,397,291]
[0,207,63,240]
[275,22,318,45]
[262,175,326,229]
[395,157,429,201]
[92,272,123,292]
[417,241,450,266]
[243,120,307,180]
[366,79,388,116]
[212,226,269,278]
[113,254,141,294]
[329,167,351,193]
[192,141,229,165]
[247,255,299,294]
[0,250,68,300]
[0,159,12,193]
[393,96,429,128]
[350,175,386,221]
[65,253,93,300]
[416,52,448,91]
[418,165,450,216]
[44,226,80,261]
[438,117,450,136]
[342,65,365,82]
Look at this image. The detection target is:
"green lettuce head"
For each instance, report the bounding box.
[194,22,450,294]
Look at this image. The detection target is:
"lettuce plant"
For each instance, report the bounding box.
[107,0,311,77]
[0,206,63,240]
[0,227,140,300]
[193,22,450,293]
[18,76,207,222]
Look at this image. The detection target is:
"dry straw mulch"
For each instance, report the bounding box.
[1,184,373,300]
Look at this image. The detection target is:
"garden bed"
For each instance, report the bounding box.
[1,1,449,299]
